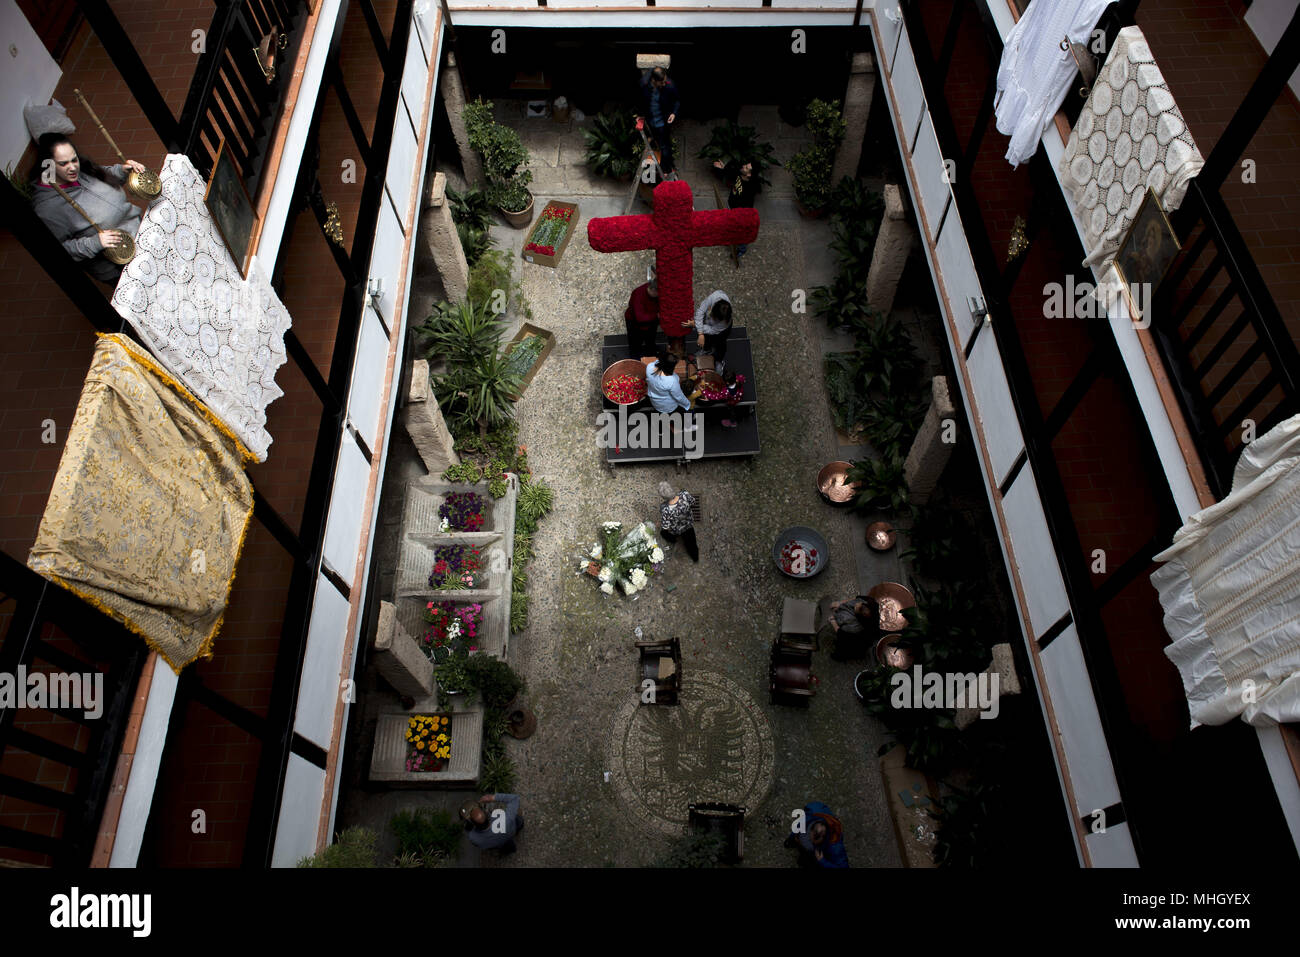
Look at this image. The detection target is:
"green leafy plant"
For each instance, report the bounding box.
[488,474,508,499]
[464,98,533,213]
[696,119,780,186]
[812,272,874,331]
[468,248,531,321]
[433,351,523,437]
[478,748,516,793]
[583,109,643,179]
[447,183,495,231]
[848,455,910,513]
[456,223,494,269]
[389,808,462,863]
[442,461,484,484]
[787,99,845,211]
[435,655,470,695]
[465,656,525,710]
[296,826,379,867]
[933,781,1003,868]
[650,830,729,868]
[417,299,504,368]
[7,165,34,201]
[517,480,554,528]
[903,507,976,582]
[510,589,529,633]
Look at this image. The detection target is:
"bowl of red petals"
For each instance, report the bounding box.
[602,359,648,405]
[772,526,829,578]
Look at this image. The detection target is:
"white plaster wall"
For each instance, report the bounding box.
[889,27,926,153]
[270,753,327,867]
[1245,0,1300,99]
[911,115,951,237]
[1084,820,1140,867]
[348,306,391,452]
[321,435,372,585]
[1001,469,1071,637]
[385,106,420,240]
[107,664,178,867]
[934,202,986,352]
[369,195,407,332]
[293,573,353,750]
[967,327,1024,487]
[0,0,63,173]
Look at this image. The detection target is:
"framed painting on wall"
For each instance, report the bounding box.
[204,137,255,278]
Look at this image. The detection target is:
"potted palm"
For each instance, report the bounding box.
[583,109,643,181]
[464,98,535,228]
[697,119,780,186]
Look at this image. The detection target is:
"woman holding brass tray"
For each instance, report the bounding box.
[29,133,145,283]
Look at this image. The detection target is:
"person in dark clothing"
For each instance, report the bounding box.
[638,68,680,175]
[625,266,660,359]
[817,595,882,660]
[711,157,761,261]
[692,290,733,373]
[658,481,699,562]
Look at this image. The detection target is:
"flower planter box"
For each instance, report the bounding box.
[502,322,556,397]
[522,200,579,267]
[396,594,509,659]
[370,706,484,785]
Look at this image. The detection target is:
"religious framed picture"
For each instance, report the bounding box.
[204,137,255,278]
[1112,186,1181,324]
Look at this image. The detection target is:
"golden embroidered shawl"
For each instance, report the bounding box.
[28,334,254,673]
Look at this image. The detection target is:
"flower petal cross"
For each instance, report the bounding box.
[586,180,760,337]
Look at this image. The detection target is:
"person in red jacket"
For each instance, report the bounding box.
[624,265,660,359]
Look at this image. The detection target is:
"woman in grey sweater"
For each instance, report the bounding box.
[692,289,733,374]
[29,133,145,283]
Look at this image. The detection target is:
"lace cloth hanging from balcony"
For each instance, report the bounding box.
[995,0,1113,168]
[110,153,290,463]
[1151,414,1300,728]
[1059,26,1204,267]
[28,334,254,674]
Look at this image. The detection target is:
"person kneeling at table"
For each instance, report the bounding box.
[693,290,733,375]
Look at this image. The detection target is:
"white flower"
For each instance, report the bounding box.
[598,566,612,582]
[448,619,461,639]
[621,579,638,595]
[630,568,648,587]
[650,547,664,563]
[439,516,450,532]
[600,582,614,595]
[590,545,602,559]
[602,521,622,531]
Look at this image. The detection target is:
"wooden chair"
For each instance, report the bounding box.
[636,636,682,705]
[769,636,816,707]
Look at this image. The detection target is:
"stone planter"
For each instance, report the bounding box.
[499,191,534,229]
[370,706,484,785]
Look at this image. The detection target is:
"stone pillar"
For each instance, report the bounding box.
[954,643,1022,730]
[832,52,877,185]
[865,184,913,315]
[904,376,956,505]
[373,601,436,698]
[402,358,460,474]
[439,52,483,187]
[420,172,469,305]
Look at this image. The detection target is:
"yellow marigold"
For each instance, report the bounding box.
[438,734,447,742]
[416,741,424,750]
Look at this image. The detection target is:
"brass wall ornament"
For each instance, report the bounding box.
[254,28,289,83]
[73,89,162,201]
[1007,215,1029,262]
[323,201,344,246]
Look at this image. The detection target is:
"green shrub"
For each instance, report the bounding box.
[696,119,780,186]
[442,461,484,484]
[467,248,529,320]
[464,98,533,212]
[787,99,845,210]
[433,351,523,438]
[297,826,380,867]
[417,299,504,368]
[478,748,516,793]
[447,184,495,232]
[650,830,729,868]
[389,808,462,862]
[847,455,910,514]
[583,109,643,179]
[510,589,529,633]
[465,656,526,710]
[517,480,554,526]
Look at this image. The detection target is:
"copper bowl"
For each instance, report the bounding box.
[869,582,915,632]
[876,636,915,669]
[817,461,859,505]
[695,370,727,397]
[866,522,896,551]
[601,358,648,405]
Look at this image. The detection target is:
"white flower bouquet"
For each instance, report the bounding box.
[577,519,665,597]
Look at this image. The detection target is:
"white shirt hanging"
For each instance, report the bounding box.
[995,0,1114,168]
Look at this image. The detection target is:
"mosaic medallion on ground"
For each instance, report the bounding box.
[607,669,775,835]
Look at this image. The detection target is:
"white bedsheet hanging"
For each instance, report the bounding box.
[995,0,1113,168]
[1151,415,1300,728]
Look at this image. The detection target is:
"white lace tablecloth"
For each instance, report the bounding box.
[111,154,290,462]
[1059,26,1204,268]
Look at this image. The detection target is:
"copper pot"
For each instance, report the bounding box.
[817,461,859,505]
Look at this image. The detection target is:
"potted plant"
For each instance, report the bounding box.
[464,98,534,228]
[446,184,497,267]
[435,654,471,697]
[696,119,780,186]
[787,98,846,216]
[583,109,643,180]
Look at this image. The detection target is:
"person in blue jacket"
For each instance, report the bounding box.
[785,801,850,868]
[637,67,680,175]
